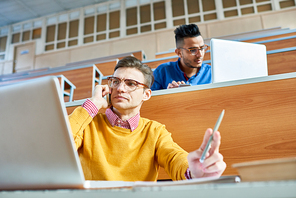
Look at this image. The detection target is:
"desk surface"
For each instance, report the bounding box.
[65,72,296,107]
[1,180,296,198]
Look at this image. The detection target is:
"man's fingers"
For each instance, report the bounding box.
[167,81,180,89]
[199,128,213,150]
[210,131,221,153]
[187,148,203,161]
[200,152,223,168]
[202,154,226,174]
[167,83,173,89]
[199,129,221,153]
[172,81,179,86]
[102,86,110,97]
[93,85,109,98]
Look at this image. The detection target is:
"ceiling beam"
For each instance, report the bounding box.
[0,13,13,23]
[52,0,67,11]
[14,0,39,17]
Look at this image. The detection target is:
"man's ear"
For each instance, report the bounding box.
[143,89,152,101]
[175,48,182,58]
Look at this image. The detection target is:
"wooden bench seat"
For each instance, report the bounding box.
[0,65,97,101]
[242,29,296,43]
[267,47,296,75]
[203,26,285,44]
[255,36,296,51]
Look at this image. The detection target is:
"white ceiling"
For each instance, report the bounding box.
[0,0,112,28]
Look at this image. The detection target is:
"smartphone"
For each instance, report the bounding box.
[179,84,191,87]
[106,93,111,106]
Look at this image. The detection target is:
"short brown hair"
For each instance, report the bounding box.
[114,56,154,88]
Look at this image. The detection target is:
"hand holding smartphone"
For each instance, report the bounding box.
[179,84,191,87]
[105,93,111,106]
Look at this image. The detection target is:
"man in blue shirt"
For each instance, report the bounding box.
[151,24,211,90]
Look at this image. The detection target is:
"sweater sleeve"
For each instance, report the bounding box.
[68,106,94,150]
[155,124,189,181]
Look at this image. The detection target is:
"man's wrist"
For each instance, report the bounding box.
[184,167,192,180]
[82,99,99,118]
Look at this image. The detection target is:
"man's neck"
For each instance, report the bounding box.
[112,107,140,121]
[179,63,201,78]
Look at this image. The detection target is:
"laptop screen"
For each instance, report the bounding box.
[210,38,268,83]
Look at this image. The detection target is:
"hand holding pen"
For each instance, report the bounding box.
[187,110,227,179]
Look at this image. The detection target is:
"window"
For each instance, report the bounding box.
[32,28,42,39]
[0,36,7,60]
[221,0,273,18]
[82,3,121,42]
[46,25,56,43]
[69,20,79,46]
[0,36,7,52]
[12,33,20,44]
[22,31,30,42]
[153,1,166,30]
[126,0,166,36]
[7,21,42,53]
[45,12,79,51]
[109,11,120,30]
[96,14,107,32]
[172,0,185,17]
[127,7,137,26]
[84,16,95,35]
[171,0,217,25]
[279,0,296,8]
[187,0,200,14]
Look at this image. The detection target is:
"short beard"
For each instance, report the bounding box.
[181,51,201,69]
[185,62,201,69]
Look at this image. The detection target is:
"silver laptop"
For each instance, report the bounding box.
[210,38,268,83]
[0,76,86,190]
[0,76,135,190]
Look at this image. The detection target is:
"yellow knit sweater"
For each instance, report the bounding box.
[69,106,188,181]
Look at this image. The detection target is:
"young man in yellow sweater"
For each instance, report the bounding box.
[69,56,226,181]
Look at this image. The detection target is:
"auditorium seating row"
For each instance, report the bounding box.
[0,51,144,102]
[155,27,296,58]
[153,28,296,60]
[1,28,295,104]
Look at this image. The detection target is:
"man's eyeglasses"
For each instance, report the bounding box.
[179,45,209,55]
[107,76,148,91]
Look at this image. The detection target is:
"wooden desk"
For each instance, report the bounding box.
[139,72,296,179]
[66,72,296,180]
[1,180,296,198]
